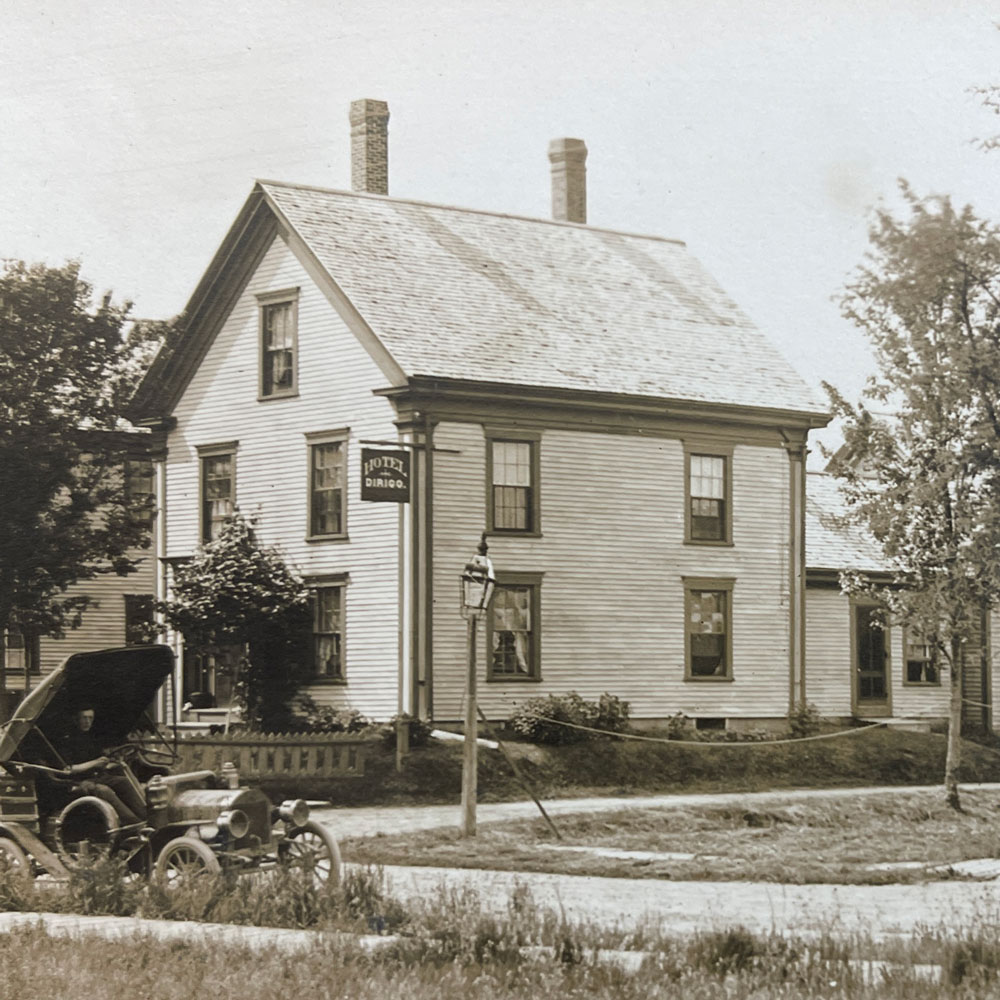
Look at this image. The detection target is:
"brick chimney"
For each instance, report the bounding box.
[349,99,390,195]
[548,137,587,224]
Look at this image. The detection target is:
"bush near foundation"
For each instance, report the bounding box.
[508,692,631,745]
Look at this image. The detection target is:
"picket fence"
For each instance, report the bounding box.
[171,733,376,780]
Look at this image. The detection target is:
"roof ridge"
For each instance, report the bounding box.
[256,178,687,247]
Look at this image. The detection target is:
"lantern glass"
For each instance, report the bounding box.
[460,549,496,617]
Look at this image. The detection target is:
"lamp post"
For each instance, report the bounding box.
[459,532,496,837]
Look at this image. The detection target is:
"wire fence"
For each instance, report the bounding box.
[526,715,893,748]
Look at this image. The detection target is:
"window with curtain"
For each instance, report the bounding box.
[309,440,345,538]
[200,452,234,542]
[260,295,297,397]
[312,585,344,681]
[488,581,540,680]
[685,583,733,679]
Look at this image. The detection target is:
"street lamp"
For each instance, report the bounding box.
[459,532,495,837]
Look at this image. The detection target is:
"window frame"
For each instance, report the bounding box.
[305,429,349,542]
[4,625,39,675]
[257,287,300,401]
[124,455,156,529]
[683,577,736,682]
[306,574,348,685]
[683,442,734,546]
[486,571,543,683]
[485,429,541,537]
[123,594,155,646]
[197,442,237,544]
[902,627,940,687]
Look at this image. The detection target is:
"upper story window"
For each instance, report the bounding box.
[685,444,732,545]
[258,288,299,399]
[903,630,939,685]
[125,456,155,528]
[198,443,236,543]
[486,430,541,535]
[684,578,735,681]
[487,573,542,682]
[306,430,348,540]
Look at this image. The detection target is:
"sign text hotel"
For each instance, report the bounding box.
[360,448,411,503]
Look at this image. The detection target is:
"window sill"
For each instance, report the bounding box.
[684,539,734,548]
[487,675,542,683]
[306,534,350,544]
[258,390,300,403]
[305,677,348,687]
[684,675,735,683]
[486,530,543,539]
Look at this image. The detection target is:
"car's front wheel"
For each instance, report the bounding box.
[155,836,221,884]
[282,820,341,885]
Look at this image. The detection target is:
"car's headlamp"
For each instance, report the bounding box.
[278,799,310,827]
[217,809,250,840]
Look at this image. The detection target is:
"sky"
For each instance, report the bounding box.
[3,0,1000,442]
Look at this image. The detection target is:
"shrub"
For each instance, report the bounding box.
[788,702,822,739]
[381,714,433,749]
[508,692,630,745]
[665,712,692,740]
[291,694,374,734]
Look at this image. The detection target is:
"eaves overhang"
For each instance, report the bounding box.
[806,567,896,589]
[376,375,832,432]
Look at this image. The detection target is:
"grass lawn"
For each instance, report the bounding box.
[341,787,1000,885]
[266,728,1000,807]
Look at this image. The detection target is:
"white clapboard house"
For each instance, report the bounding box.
[130,99,838,729]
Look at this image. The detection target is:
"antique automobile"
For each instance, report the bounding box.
[0,645,340,883]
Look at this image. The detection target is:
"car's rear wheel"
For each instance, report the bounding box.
[0,837,30,880]
[155,836,220,883]
[283,820,341,885]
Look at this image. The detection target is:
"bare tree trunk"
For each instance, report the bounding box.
[944,638,963,811]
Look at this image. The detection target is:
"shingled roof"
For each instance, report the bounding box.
[806,472,887,573]
[134,181,829,421]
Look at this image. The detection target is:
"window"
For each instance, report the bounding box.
[198,444,236,543]
[904,630,939,685]
[124,594,154,646]
[183,644,239,709]
[311,584,345,681]
[4,626,39,674]
[125,457,155,527]
[258,289,299,398]
[486,432,540,534]
[685,445,732,544]
[307,431,348,539]
[684,578,735,680]
[487,574,542,681]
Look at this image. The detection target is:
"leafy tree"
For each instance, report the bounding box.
[0,260,165,705]
[827,185,1000,809]
[158,513,312,730]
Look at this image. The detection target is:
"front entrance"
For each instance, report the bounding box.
[853,604,891,717]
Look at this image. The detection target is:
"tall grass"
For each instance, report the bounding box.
[0,917,983,999]
[8,860,1000,996]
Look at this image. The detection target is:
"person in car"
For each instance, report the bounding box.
[57,707,147,825]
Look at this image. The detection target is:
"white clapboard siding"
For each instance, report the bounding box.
[805,589,951,719]
[166,235,401,719]
[431,421,793,721]
[27,549,157,686]
[803,589,852,716]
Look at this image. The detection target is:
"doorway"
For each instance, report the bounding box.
[853,603,891,717]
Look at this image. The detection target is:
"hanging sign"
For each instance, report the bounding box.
[360,448,411,503]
